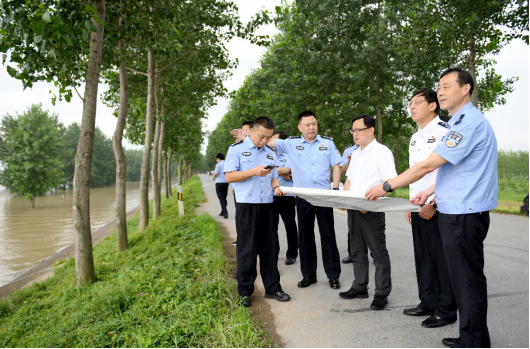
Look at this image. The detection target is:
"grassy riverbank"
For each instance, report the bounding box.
[0,176,270,347]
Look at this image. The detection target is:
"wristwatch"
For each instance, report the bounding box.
[332,187,339,191]
[429,201,438,209]
[382,181,393,193]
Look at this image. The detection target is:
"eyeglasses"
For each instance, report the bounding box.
[408,99,426,107]
[349,127,369,134]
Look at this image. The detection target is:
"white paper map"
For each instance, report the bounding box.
[280,187,421,213]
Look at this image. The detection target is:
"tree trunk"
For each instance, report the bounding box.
[113,39,128,252]
[469,38,478,107]
[139,50,155,231]
[166,147,172,197]
[157,122,165,187]
[151,118,161,219]
[73,0,105,287]
[178,156,182,185]
[374,0,383,142]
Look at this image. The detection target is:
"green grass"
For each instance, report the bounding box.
[0,176,270,347]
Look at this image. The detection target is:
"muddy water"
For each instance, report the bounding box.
[0,180,176,286]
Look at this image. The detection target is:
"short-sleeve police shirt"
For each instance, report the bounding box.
[224,136,278,204]
[340,144,358,167]
[409,116,448,201]
[274,134,342,190]
[214,160,227,183]
[433,102,498,214]
[276,153,294,197]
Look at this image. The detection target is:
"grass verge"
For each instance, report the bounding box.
[0,175,271,347]
[388,187,528,216]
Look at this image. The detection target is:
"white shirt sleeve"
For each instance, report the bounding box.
[378,148,398,180]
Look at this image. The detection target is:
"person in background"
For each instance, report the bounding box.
[403,88,457,328]
[339,114,397,311]
[213,153,229,219]
[268,131,299,265]
[225,116,291,308]
[366,67,498,348]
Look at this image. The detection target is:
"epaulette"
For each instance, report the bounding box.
[321,135,333,140]
[289,136,301,139]
[230,140,243,147]
[454,114,465,125]
[265,145,275,151]
[344,144,356,150]
[438,121,448,128]
[412,129,418,135]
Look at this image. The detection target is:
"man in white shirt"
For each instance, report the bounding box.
[339,114,397,310]
[403,88,457,328]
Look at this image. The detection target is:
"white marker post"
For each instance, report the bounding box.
[177,186,184,216]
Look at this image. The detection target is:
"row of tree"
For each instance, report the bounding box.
[206,0,528,173]
[1,0,269,285]
[0,104,156,206]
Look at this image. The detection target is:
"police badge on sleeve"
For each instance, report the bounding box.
[445,131,463,148]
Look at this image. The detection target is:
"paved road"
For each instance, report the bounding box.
[199,174,528,348]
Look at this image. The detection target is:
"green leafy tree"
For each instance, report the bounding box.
[0,104,64,208]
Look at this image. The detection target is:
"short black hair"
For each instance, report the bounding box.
[216,153,225,160]
[297,110,316,123]
[352,114,375,129]
[253,116,275,130]
[440,67,474,97]
[242,120,253,128]
[273,131,289,140]
[412,88,440,114]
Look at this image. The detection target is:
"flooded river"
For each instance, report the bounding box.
[0,180,176,286]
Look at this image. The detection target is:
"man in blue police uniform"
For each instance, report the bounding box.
[213,153,229,219]
[339,137,358,264]
[268,131,298,265]
[225,116,291,308]
[269,110,343,290]
[366,67,497,348]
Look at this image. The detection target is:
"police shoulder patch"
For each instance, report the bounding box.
[438,122,448,128]
[230,140,243,147]
[321,135,333,140]
[445,131,463,148]
[289,136,301,139]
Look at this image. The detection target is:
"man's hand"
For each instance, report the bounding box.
[347,154,352,163]
[254,165,272,177]
[274,186,285,197]
[360,210,369,214]
[406,212,412,225]
[281,173,292,181]
[411,190,430,206]
[419,203,436,220]
[365,184,386,201]
[231,128,248,141]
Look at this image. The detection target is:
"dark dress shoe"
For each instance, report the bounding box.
[224,214,228,218]
[370,293,388,310]
[422,314,457,328]
[442,338,457,347]
[219,212,223,216]
[240,296,251,307]
[285,257,296,265]
[339,287,368,299]
[231,241,237,245]
[329,278,340,289]
[342,256,353,264]
[297,277,317,288]
[265,291,291,302]
[403,306,434,316]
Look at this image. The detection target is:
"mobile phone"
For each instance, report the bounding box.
[265,165,277,170]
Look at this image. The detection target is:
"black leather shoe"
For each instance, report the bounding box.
[329,278,340,289]
[219,212,223,216]
[231,241,237,245]
[265,291,291,302]
[297,277,317,288]
[403,306,434,316]
[224,214,228,218]
[240,296,251,307]
[370,293,388,310]
[442,338,457,347]
[422,315,457,328]
[339,287,368,299]
[285,257,296,265]
[342,256,353,264]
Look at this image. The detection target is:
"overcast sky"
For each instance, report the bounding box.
[0,1,528,152]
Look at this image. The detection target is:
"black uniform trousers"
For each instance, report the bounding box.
[215,182,229,215]
[273,196,298,259]
[349,210,392,296]
[411,211,457,321]
[439,212,491,348]
[346,211,355,257]
[295,197,341,279]
[236,203,282,297]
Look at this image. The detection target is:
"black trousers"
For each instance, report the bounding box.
[439,212,491,348]
[235,203,282,297]
[273,196,298,259]
[295,197,341,279]
[215,182,229,215]
[349,210,391,296]
[411,212,457,321]
[346,210,355,257]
